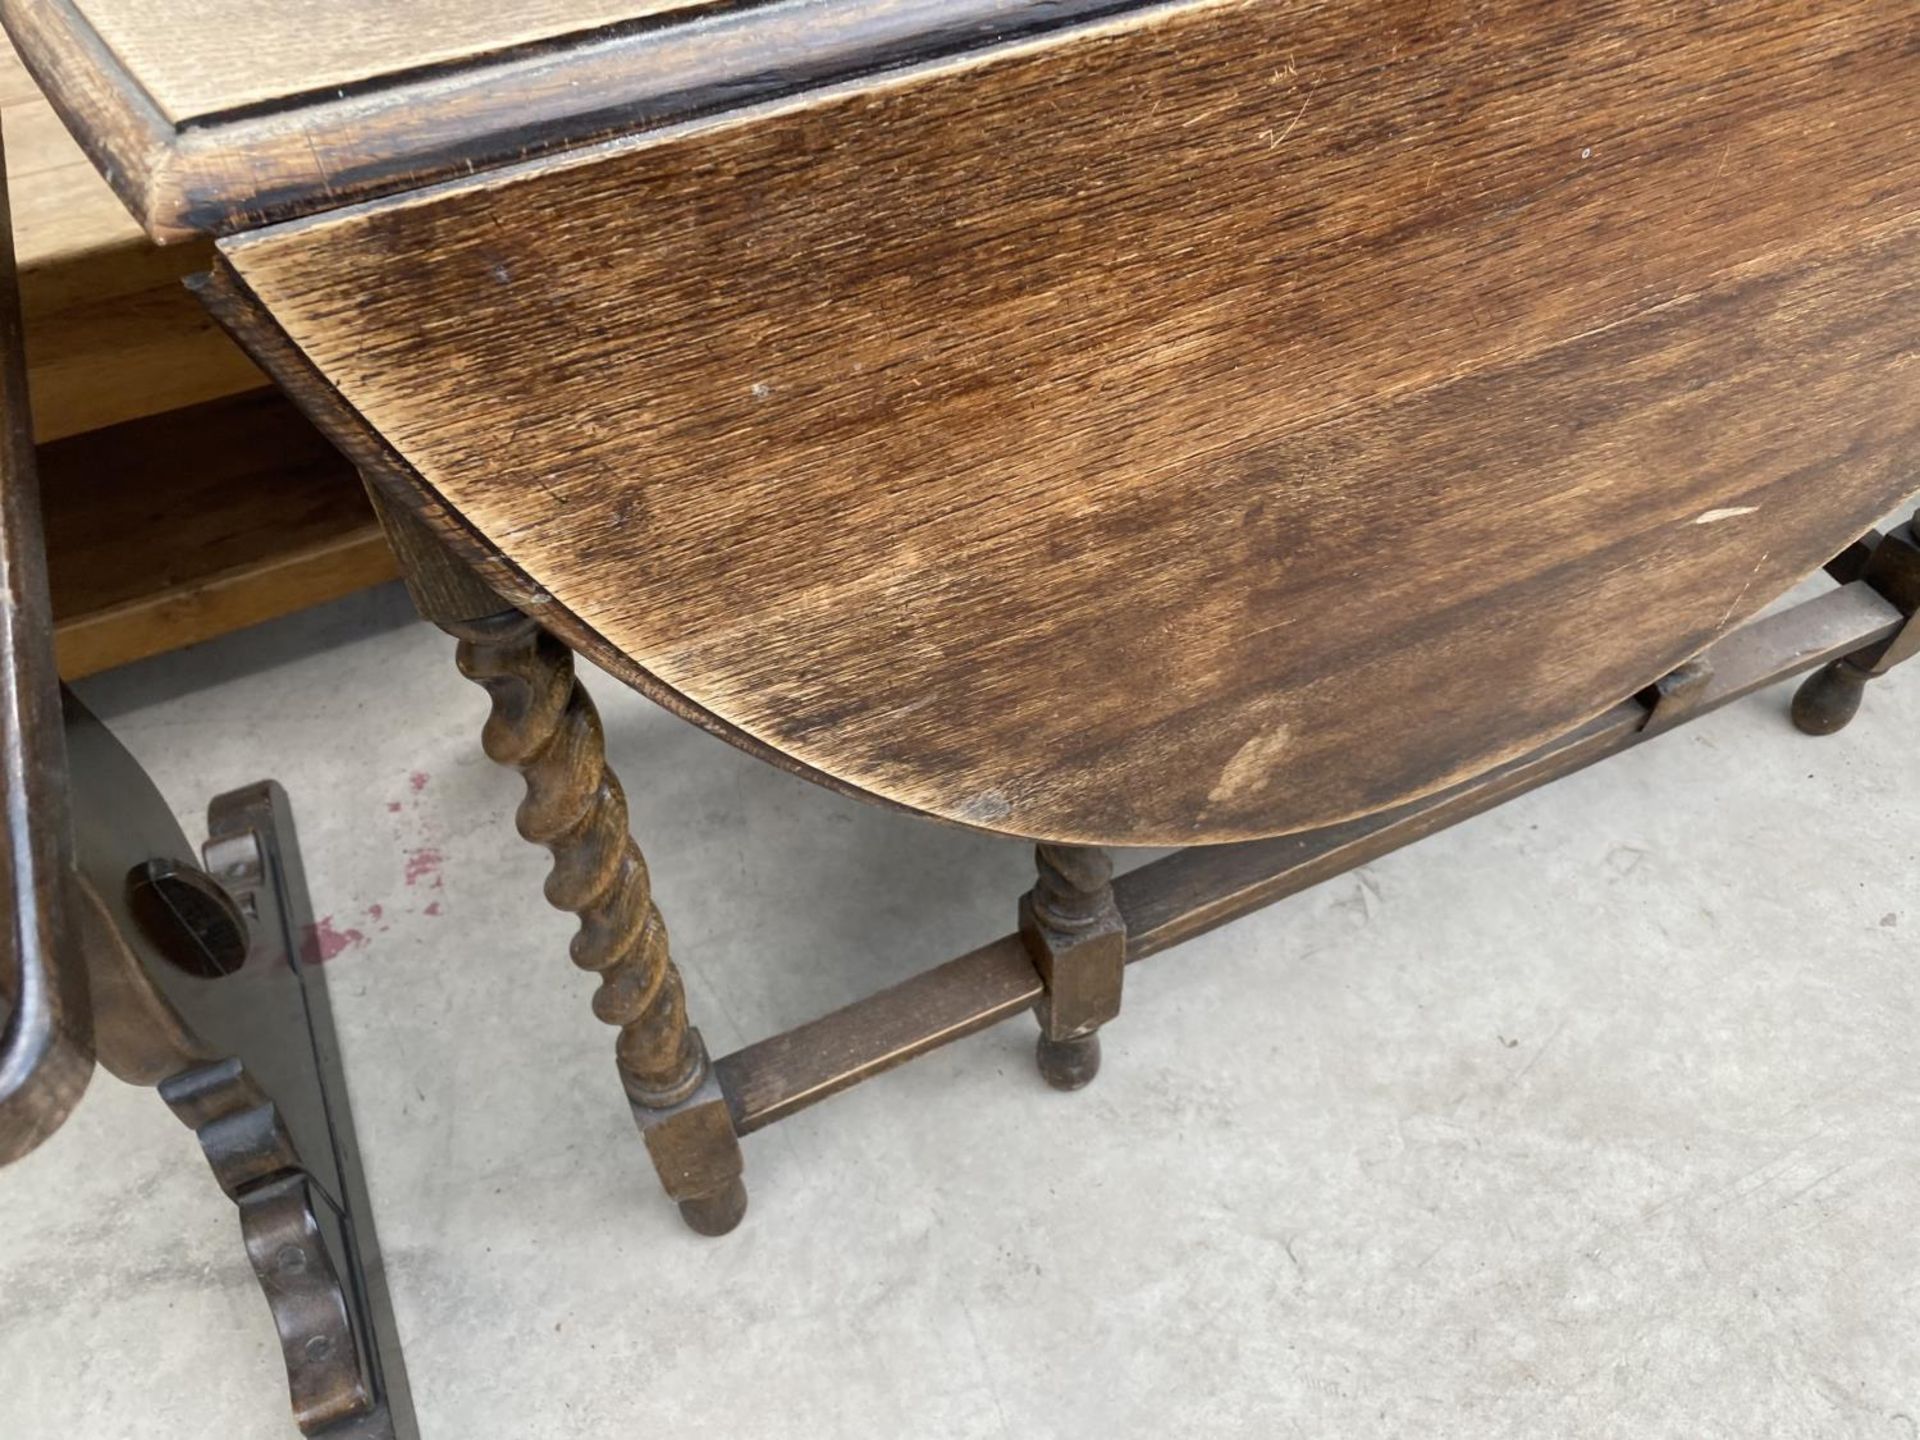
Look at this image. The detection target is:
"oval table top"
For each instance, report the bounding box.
[67,0,1920,843]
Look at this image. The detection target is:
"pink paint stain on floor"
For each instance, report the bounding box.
[409,771,430,793]
[424,901,442,917]
[387,801,403,814]
[300,916,368,965]
[404,846,445,889]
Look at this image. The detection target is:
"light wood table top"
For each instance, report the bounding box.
[68,0,708,122]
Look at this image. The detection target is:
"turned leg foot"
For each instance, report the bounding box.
[1035,1031,1102,1091]
[678,1177,750,1236]
[1021,844,1125,1091]
[1792,514,1920,736]
[1791,657,1871,735]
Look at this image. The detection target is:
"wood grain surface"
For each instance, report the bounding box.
[70,0,714,122]
[2,0,1143,239]
[219,0,1920,844]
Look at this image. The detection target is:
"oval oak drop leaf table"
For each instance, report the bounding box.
[6,0,1918,1432]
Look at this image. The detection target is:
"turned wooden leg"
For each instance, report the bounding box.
[442,610,747,1235]
[364,488,744,1235]
[1020,844,1125,1091]
[1793,511,1920,736]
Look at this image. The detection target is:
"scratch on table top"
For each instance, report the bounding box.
[1716,549,1770,631]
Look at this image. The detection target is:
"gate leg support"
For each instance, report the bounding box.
[1021,844,1124,1091]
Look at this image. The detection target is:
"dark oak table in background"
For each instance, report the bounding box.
[3,1,1916,1434]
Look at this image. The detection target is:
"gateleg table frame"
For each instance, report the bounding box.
[376,484,1920,1238]
[2,0,1916,1430]
[184,257,1920,1239]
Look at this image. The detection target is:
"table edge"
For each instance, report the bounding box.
[189,253,957,835]
[1,0,1157,243]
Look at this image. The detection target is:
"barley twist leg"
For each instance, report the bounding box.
[443,610,746,1235]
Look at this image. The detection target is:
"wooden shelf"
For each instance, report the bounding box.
[41,390,397,678]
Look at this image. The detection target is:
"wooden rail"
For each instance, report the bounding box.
[715,579,1903,1135]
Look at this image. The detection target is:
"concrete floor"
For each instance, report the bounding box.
[2,577,1915,1438]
